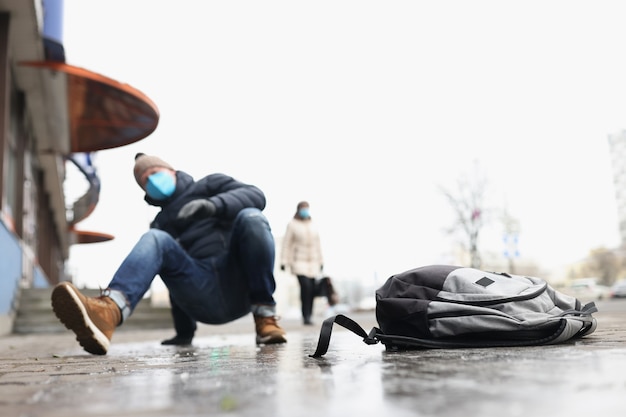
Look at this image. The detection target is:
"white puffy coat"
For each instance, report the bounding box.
[280,218,323,278]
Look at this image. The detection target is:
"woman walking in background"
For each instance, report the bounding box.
[280,201,336,325]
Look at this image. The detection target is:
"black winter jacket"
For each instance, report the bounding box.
[146,171,266,259]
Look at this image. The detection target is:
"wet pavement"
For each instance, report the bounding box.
[1,302,626,417]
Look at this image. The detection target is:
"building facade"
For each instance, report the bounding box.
[0,0,159,334]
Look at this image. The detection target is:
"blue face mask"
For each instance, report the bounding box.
[298,208,310,219]
[146,171,176,200]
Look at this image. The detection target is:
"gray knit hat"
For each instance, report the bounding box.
[133,153,174,185]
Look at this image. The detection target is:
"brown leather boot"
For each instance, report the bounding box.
[51,282,122,355]
[254,315,287,345]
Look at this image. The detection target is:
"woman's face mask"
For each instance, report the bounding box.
[298,208,310,219]
[146,171,176,200]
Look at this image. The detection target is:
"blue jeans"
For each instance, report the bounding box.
[108,208,277,330]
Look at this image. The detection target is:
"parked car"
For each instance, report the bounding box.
[610,279,626,298]
[562,278,611,302]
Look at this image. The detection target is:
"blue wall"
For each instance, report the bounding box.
[0,221,22,314]
[33,265,49,288]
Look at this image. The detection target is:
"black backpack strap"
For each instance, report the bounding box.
[309,314,379,358]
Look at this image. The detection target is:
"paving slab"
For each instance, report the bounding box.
[1,303,626,417]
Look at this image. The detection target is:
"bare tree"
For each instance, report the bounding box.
[580,247,623,285]
[440,164,489,269]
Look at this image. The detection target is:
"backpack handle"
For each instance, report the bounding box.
[309,314,379,358]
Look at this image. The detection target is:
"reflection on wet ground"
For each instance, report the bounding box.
[89,333,397,417]
[2,302,626,416]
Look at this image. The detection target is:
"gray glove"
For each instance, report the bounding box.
[177,199,216,222]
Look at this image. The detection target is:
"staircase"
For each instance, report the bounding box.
[12,287,173,334]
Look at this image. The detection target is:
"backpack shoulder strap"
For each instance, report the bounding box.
[309,314,379,358]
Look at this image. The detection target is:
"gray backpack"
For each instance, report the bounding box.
[311,265,598,357]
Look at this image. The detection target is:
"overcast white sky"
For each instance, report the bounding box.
[62,1,625,288]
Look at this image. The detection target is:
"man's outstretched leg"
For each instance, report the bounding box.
[51,283,126,355]
[52,229,181,354]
